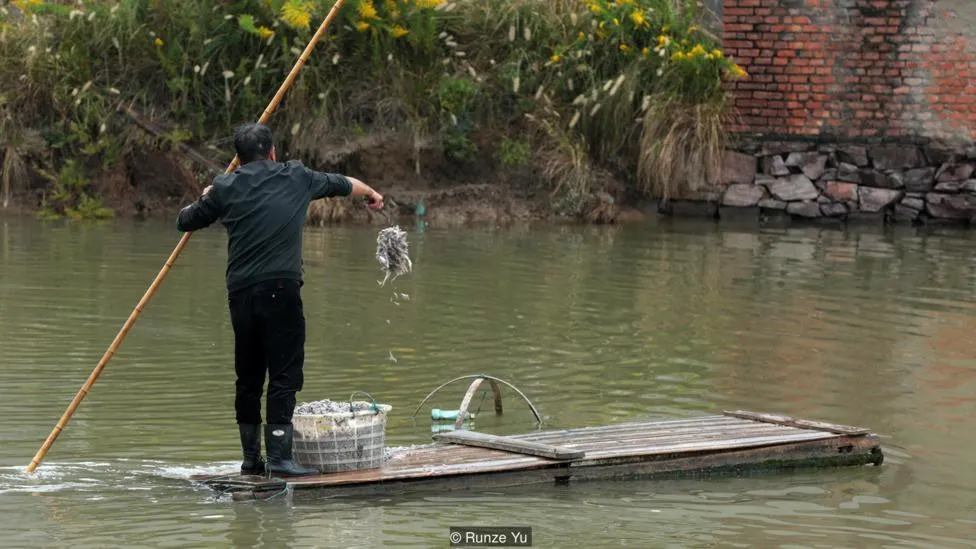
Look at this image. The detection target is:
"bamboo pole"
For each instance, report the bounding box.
[24,0,349,474]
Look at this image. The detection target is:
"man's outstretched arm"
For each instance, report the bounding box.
[176,185,221,232]
[345,175,384,209]
[309,170,383,209]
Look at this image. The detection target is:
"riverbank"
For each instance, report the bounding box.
[6,2,975,228]
[0,129,648,226]
[0,0,741,225]
[6,129,976,229]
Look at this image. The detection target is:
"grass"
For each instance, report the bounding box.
[637,95,732,201]
[0,0,745,219]
[307,197,351,225]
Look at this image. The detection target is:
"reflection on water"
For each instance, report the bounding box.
[1,216,975,548]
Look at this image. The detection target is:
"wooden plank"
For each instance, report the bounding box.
[723,410,871,435]
[192,431,882,494]
[519,420,798,446]
[189,413,884,497]
[289,455,549,487]
[509,416,735,440]
[546,424,816,452]
[199,475,286,492]
[564,434,882,484]
[283,431,840,487]
[576,430,838,461]
[515,417,750,443]
[433,430,585,460]
[285,434,882,499]
[192,427,845,487]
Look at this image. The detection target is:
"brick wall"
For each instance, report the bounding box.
[722,0,976,143]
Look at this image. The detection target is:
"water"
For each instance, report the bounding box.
[1,216,975,548]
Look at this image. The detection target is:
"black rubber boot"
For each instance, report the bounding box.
[238,423,266,476]
[264,424,318,477]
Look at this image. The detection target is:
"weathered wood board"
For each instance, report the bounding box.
[433,430,586,460]
[189,412,884,499]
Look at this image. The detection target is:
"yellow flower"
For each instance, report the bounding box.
[688,25,699,33]
[154,37,164,47]
[589,3,602,15]
[619,43,630,53]
[629,11,646,27]
[671,51,685,61]
[577,31,586,40]
[616,0,634,4]
[656,35,670,47]
[383,0,400,18]
[550,54,561,63]
[415,0,444,8]
[729,64,747,78]
[280,1,312,30]
[613,18,620,26]
[712,49,723,58]
[356,21,371,32]
[13,0,41,10]
[689,44,707,57]
[391,24,408,38]
[357,0,378,20]
[257,26,275,39]
[641,47,649,56]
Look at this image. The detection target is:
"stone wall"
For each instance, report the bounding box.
[721,0,976,142]
[713,140,976,225]
[675,0,976,226]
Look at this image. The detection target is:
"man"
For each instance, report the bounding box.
[176,123,384,477]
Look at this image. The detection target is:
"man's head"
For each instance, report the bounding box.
[234,123,276,164]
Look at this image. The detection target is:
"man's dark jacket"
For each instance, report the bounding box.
[177,159,352,293]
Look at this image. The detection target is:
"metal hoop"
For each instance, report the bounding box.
[412,374,543,427]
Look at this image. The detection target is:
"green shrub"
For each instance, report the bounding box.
[38,159,113,220]
[0,0,747,215]
[498,137,530,167]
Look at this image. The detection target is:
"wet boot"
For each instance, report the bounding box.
[264,424,318,477]
[238,423,266,476]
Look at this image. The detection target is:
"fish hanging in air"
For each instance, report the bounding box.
[376,225,412,286]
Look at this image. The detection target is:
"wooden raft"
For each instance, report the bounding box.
[190,411,883,499]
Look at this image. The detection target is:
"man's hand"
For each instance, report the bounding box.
[365,189,384,211]
[177,184,220,232]
[347,176,384,211]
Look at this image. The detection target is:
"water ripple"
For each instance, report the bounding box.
[1,219,975,547]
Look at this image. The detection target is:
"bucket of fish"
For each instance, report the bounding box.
[291,392,392,473]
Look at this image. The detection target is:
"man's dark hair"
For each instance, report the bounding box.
[233,123,274,164]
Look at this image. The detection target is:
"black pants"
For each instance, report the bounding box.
[228,278,305,426]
